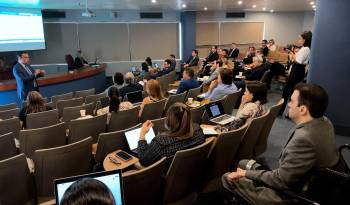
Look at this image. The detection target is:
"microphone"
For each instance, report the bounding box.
[238,159,262,170]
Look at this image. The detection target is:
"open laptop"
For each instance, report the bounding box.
[54,170,124,205]
[124,126,156,153]
[125,91,143,104]
[205,101,235,125]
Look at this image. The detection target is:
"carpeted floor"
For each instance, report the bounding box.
[259,85,350,169]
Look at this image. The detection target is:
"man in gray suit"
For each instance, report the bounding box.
[222,83,341,205]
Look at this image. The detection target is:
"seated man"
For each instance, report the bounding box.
[74,50,88,68]
[204,68,238,101]
[119,72,143,99]
[203,60,223,86]
[183,49,200,68]
[243,46,256,65]
[228,43,240,59]
[261,39,269,57]
[168,54,176,71]
[162,59,174,75]
[177,67,200,94]
[222,83,344,205]
[245,56,269,81]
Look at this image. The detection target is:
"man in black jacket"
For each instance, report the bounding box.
[228,43,240,59]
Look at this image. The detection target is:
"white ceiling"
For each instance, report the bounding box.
[1,0,317,11]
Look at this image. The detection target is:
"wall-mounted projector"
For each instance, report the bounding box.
[82,9,96,17]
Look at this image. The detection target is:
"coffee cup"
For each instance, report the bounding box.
[239,72,243,76]
[188,98,193,104]
[80,110,86,117]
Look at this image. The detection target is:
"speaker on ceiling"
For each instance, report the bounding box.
[140,12,163,19]
[226,12,245,18]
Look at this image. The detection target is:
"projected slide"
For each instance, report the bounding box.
[0,9,45,52]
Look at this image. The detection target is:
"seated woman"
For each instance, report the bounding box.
[60,178,116,205]
[138,79,164,117]
[97,86,133,123]
[137,102,205,167]
[19,91,52,128]
[228,83,267,130]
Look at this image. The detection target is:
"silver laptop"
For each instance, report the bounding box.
[205,101,235,125]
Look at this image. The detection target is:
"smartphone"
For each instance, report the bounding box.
[115,151,132,161]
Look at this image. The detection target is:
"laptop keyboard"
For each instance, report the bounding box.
[212,115,233,123]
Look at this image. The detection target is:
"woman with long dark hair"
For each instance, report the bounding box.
[19,91,51,128]
[279,31,312,115]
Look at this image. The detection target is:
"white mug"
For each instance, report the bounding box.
[188,98,193,104]
[239,72,243,76]
[80,110,86,117]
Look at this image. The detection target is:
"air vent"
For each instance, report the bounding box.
[140,12,163,19]
[42,10,66,19]
[226,12,245,18]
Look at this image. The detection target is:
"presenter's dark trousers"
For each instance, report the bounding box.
[279,63,306,115]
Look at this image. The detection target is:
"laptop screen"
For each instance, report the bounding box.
[205,101,225,119]
[55,170,124,205]
[126,91,143,104]
[124,127,156,150]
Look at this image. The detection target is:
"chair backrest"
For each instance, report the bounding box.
[235,110,270,161]
[168,70,176,84]
[150,117,167,135]
[95,124,141,164]
[62,103,95,123]
[51,92,74,107]
[0,132,18,161]
[254,99,284,157]
[156,75,169,95]
[56,97,84,117]
[75,88,95,99]
[0,108,20,120]
[123,157,166,205]
[19,122,66,159]
[208,123,249,178]
[0,103,16,111]
[164,92,187,114]
[185,85,202,101]
[0,154,36,205]
[34,137,93,197]
[139,99,167,123]
[222,88,242,115]
[108,106,140,132]
[260,69,271,83]
[190,105,206,124]
[163,138,214,204]
[0,117,21,140]
[26,109,59,129]
[69,114,107,143]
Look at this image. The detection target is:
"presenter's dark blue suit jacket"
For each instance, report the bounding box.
[12,63,39,102]
[177,79,200,94]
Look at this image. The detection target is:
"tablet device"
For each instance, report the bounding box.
[124,127,156,150]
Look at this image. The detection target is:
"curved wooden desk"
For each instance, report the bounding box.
[0,64,106,91]
[0,64,106,106]
[103,150,139,171]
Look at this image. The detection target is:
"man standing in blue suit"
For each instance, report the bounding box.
[12,51,45,103]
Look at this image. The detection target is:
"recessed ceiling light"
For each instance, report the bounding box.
[312,5,316,9]
[204,7,208,11]
[310,1,315,5]
[151,0,156,3]
[262,7,266,11]
[252,4,257,8]
[238,1,243,5]
[182,4,187,8]
[270,9,274,13]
